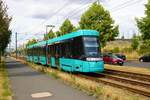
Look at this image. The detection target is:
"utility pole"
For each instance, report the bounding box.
[15,32,17,59]
[45,25,55,39]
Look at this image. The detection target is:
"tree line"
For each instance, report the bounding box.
[0,0,11,62]
[131,0,150,54]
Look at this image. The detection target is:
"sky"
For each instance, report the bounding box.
[4,0,147,48]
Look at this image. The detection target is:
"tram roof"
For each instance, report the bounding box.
[27,30,99,48]
[47,29,99,44]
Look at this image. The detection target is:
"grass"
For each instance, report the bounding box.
[13,57,150,100]
[0,59,12,100]
[102,40,140,60]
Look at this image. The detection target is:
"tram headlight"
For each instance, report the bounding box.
[86,58,102,61]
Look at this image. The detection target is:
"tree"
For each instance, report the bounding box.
[139,40,150,54]
[44,30,56,40]
[60,19,75,35]
[79,2,119,47]
[26,39,38,47]
[136,0,150,54]
[131,34,139,50]
[55,31,61,37]
[0,0,12,62]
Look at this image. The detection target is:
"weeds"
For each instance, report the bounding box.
[0,61,12,100]
[50,71,60,79]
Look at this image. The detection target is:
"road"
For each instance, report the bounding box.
[6,58,97,100]
[124,61,150,68]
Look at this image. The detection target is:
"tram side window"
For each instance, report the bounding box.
[48,45,53,56]
[37,47,39,56]
[57,44,62,57]
[52,45,55,57]
[61,43,65,57]
[32,48,34,56]
[40,46,46,56]
[40,47,43,56]
[60,41,72,58]
[28,49,30,56]
[43,46,46,56]
[34,48,36,56]
[48,45,50,55]
[31,48,33,56]
[72,37,84,59]
[34,47,37,56]
[39,47,41,56]
[28,49,31,56]
[35,47,38,56]
[26,49,28,56]
[67,41,73,58]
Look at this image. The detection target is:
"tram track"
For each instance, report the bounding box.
[104,69,150,82]
[78,71,150,97]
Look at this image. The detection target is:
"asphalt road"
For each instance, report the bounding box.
[6,58,97,100]
[124,61,150,68]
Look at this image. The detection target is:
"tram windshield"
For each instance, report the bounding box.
[83,37,99,57]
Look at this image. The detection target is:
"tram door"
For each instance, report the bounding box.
[55,44,60,67]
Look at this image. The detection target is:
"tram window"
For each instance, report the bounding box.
[48,46,50,54]
[37,47,40,56]
[28,49,30,56]
[48,45,51,56]
[42,46,45,56]
[50,45,54,56]
[52,45,55,56]
[29,49,30,56]
[31,48,33,56]
[72,36,84,59]
[35,48,37,56]
[32,48,34,56]
[39,47,41,56]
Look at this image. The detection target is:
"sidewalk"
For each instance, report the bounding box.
[6,58,97,100]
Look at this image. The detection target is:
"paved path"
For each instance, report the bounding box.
[6,58,97,100]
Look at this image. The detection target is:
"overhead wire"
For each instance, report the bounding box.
[17,0,93,42]
[14,0,144,47]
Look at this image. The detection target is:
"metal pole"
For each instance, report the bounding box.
[45,26,47,38]
[45,25,55,39]
[15,32,17,58]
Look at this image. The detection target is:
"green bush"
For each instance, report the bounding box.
[112,47,120,53]
[122,47,133,53]
[131,35,139,50]
[139,40,150,54]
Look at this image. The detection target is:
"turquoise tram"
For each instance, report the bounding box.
[26,30,104,72]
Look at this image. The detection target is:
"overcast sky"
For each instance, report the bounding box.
[4,0,147,48]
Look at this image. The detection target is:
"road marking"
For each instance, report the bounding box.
[31,92,53,98]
